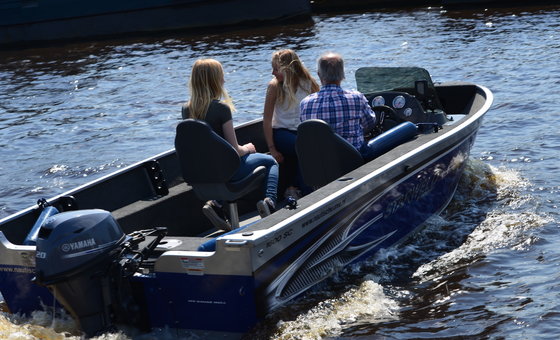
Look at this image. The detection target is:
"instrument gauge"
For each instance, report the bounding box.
[404,108,413,117]
[392,95,406,109]
[372,96,385,107]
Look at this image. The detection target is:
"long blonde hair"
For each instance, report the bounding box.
[272,49,319,108]
[187,59,235,119]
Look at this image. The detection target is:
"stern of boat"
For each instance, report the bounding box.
[0,232,53,314]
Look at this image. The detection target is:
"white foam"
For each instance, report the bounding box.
[271,276,398,339]
[413,161,553,282]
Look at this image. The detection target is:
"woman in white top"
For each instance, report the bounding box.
[263,49,320,198]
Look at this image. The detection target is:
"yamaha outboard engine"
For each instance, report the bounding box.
[34,209,166,337]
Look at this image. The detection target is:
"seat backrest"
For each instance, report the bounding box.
[175,119,240,184]
[296,119,364,188]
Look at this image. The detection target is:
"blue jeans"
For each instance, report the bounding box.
[231,153,278,203]
[273,128,311,194]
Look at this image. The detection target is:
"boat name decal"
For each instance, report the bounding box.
[0,265,34,274]
[266,228,294,248]
[61,238,97,252]
[301,199,346,228]
[385,168,442,216]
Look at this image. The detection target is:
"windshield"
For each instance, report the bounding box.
[355,67,435,94]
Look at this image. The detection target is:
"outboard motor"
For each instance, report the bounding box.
[34,209,166,337]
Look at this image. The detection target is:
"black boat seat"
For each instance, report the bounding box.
[175,119,266,229]
[296,119,364,189]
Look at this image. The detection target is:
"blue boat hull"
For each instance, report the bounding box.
[0,264,53,313]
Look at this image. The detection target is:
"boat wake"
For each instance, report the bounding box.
[0,308,79,340]
[412,160,552,283]
[247,158,553,339]
[264,276,398,340]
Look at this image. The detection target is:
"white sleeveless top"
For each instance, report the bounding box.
[272,80,313,131]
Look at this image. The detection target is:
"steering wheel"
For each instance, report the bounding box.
[371,105,405,132]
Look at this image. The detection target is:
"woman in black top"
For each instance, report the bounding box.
[182,59,278,223]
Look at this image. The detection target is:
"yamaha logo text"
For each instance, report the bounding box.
[61,238,97,252]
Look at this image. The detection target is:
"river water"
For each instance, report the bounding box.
[1,3,559,339]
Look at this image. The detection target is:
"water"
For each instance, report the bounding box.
[1,3,559,339]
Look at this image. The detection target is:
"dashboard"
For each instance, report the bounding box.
[364,91,426,124]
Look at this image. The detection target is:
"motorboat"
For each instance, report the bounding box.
[0,67,493,337]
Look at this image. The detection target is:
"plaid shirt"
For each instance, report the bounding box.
[300,84,376,150]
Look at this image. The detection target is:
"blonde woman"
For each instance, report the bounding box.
[182,59,278,222]
[262,49,319,198]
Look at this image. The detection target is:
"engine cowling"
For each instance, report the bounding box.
[35,209,128,337]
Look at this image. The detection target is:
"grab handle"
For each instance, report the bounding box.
[224,240,247,247]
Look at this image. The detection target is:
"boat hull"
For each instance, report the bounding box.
[0,0,311,47]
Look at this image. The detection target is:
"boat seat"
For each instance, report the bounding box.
[175,119,266,229]
[296,119,364,189]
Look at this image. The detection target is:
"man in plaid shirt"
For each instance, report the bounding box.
[300,52,378,161]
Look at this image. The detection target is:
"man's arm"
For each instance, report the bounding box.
[359,93,376,132]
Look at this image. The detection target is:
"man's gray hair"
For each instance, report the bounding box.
[317,52,345,83]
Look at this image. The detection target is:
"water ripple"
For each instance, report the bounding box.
[1,4,559,340]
